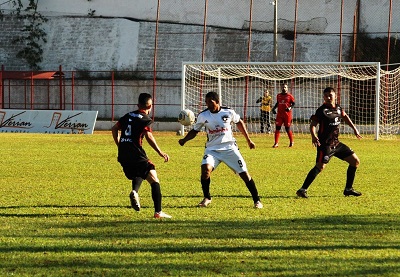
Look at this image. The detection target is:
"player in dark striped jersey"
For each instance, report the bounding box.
[112,93,172,218]
[296,87,362,198]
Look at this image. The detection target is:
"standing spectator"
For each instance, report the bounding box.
[296,87,362,198]
[178,91,263,209]
[256,89,272,133]
[112,93,172,218]
[272,83,295,147]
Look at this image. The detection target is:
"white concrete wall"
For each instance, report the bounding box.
[42,18,140,71]
[6,0,397,34]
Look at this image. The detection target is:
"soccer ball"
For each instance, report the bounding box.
[178,109,195,126]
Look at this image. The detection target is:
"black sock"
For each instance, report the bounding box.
[346,166,357,189]
[245,179,260,203]
[132,177,143,192]
[201,178,211,199]
[301,166,321,190]
[151,182,162,213]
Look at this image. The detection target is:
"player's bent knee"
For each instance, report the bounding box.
[354,157,360,167]
[346,154,360,167]
[146,170,159,184]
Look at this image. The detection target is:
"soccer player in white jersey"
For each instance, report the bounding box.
[178,91,263,209]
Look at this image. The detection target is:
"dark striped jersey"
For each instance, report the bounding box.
[311,103,344,148]
[116,110,152,163]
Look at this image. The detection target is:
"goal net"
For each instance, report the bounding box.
[181,62,399,139]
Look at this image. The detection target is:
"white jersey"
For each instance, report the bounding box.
[193,106,240,150]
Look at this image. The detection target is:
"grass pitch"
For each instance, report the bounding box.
[0,131,399,276]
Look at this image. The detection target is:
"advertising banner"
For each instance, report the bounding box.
[0,110,98,134]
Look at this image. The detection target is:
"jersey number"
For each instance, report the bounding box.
[125,124,132,136]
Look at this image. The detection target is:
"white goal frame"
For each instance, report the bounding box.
[182,62,386,139]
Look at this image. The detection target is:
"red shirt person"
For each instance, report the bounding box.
[272,83,295,148]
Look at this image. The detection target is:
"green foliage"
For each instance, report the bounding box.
[0,132,399,276]
[11,0,48,70]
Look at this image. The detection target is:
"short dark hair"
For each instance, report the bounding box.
[138,93,152,108]
[323,87,335,94]
[205,91,219,102]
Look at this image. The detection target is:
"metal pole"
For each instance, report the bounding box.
[273,0,278,62]
[152,0,161,121]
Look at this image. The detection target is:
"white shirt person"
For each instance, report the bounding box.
[178,91,263,209]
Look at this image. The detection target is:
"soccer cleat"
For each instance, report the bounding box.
[296,189,308,198]
[254,201,263,209]
[343,188,362,197]
[198,198,212,207]
[289,142,294,147]
[272,143,279,148]
[154,211,172,219]
[129,190,141,211]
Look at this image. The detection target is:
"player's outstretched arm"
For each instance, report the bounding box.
[178,129,199,146]
[309,120,320,147]
[343,113,362,139]
[236,119,255,149]
[145,131,169,162]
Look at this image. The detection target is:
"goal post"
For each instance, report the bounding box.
[181,61,393,140]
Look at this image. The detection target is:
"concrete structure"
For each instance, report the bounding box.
[1,0,399,129]
[1,0,398,72]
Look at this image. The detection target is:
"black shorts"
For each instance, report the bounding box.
[120,160,155,180]
[316,142,354,164]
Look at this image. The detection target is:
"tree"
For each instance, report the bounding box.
[11,0,48,70]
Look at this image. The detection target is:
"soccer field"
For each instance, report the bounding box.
[0,132,399,276]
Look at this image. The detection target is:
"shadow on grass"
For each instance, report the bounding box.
[1,214,399,249]
[0,213,399,276]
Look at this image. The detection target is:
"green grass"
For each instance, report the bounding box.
[0,132,399,276]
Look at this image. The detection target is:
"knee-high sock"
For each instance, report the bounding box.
[288,130,294,143]
[245,179,260,203]
[285,127,293,143]
[301,166,321,190]
[274,130,280,144]
[151,182,162,213]
[132,177,143,192]
[201,178,211,199]
[346,166,357,189]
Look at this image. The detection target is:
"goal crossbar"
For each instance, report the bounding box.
[181,62,398,140]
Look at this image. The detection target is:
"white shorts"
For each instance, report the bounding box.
[201,147,248,174]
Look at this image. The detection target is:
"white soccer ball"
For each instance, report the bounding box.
[178,109,195,126]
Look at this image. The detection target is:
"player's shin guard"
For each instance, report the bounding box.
[245,179,260,202]
[151,182,162,213]
[345,165,357,189]
[301,166,321,190]
[201,178,211,199]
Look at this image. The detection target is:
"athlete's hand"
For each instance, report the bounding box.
[248,140,256,149]
[285,107,292,112]
[159,152,169,162]
[311,136,320,147]
[354,129,362,139]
